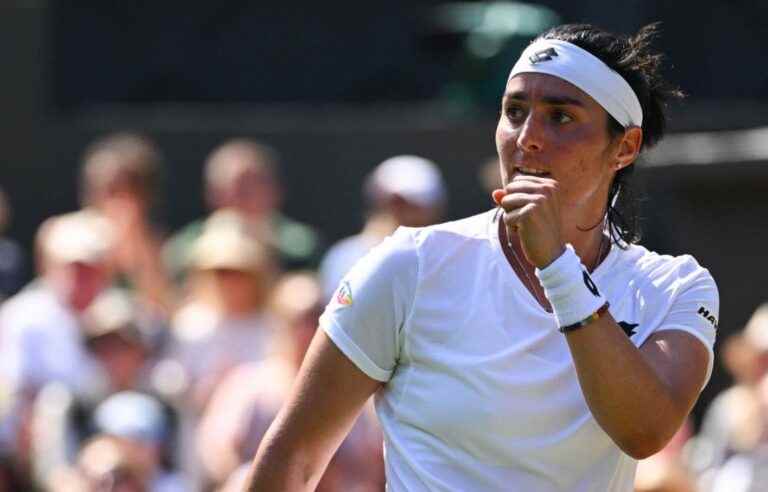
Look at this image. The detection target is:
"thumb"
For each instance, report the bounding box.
[492,189,506,206]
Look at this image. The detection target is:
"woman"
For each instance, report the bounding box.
[246,23,719,491]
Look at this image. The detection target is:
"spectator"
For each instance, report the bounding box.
[80,132,175,315]
[319,154,447,300]
[167,210,280,414]
[690,303,768,481]
[163,138,322,279]
[90,392,187,491]
[0,211,113,398]
[0,187,25,300]
[82,289,162,395]
[197,272,383,491]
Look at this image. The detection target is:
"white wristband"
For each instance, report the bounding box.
[535,244,607,328]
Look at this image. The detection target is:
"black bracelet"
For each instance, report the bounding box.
[559,302,611,334]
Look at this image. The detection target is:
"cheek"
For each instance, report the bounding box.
[495,120,514,155]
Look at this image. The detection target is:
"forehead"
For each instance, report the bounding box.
[505,72,603,112]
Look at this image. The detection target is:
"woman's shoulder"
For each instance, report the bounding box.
[398,209,498,248]
[610,243,716,292]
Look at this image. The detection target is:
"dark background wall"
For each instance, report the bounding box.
[2,1,768,419]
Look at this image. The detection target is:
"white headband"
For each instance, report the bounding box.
[508,39,643,127]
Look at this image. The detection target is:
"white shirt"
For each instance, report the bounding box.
[320,210,718,492]
[0,282,103,396]
[169,303,278,386]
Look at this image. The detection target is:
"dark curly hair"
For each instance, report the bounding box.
[538,23,684,247]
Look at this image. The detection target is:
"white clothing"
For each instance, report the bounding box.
[0,282,103,396]
[169,303,278,385]
[320,210,718,492]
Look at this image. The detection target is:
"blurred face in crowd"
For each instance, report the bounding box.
[88,334,147,392]
[198,267,271,316]
[206,145,280,218]
[46,260,111,312]
[218,165,280,218]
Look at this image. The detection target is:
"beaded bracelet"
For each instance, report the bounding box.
[559,302,611,334]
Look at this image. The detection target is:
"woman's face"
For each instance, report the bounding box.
[495,72,621,213]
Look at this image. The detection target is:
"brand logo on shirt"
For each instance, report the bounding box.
[335,281,353,307]
[697,306,718,329]
[617,321,639,337]
[529,47,558,64]
[583,271,601,297]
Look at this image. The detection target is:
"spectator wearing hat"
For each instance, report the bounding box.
[319,155,447,300]
[164,211,281,487]
[90,391,187,492]
[0,211,115,397]
[82,289,159,396]
[0,211,115,486]
[167,209,280,409]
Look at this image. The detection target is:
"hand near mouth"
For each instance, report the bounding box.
[492,175,566,269]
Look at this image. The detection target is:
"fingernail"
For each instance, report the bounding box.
[492,190,505,205]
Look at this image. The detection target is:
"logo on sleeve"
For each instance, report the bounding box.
[583,271,601,297]
[529,47,558,64]
[697,306,718,329]
[334,281,353,307]
[617,321,639,338]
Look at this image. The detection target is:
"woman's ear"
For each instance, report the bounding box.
[615,126,643,171]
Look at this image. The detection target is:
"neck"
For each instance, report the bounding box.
[361,213,398,240]
[561,190,610,271]
[560,207,609,272]
[499,206,608,273]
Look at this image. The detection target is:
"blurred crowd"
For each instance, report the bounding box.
[0,132,764,492]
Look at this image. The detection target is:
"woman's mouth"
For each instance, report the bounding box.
[514,166,551,177]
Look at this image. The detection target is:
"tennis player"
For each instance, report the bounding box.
[246,23,718,491]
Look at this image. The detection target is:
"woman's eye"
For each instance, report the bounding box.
[505,105,525,121]
[552,110,573,124]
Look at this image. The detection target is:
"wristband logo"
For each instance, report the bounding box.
[582,271,601,297]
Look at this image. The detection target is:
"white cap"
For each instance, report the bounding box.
[366,155,447,208]
[94,391,167,443]
[42,210,114,265]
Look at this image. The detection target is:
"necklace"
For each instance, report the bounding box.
[504,228,608,310]
[506,235,548,309]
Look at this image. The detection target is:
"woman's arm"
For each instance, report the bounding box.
[244,329,382,491]
[565,319,709,459]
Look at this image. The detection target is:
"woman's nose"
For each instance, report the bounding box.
[516,114,544,153]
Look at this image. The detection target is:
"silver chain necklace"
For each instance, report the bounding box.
[505,229,607,310]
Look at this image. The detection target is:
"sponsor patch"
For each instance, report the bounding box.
[335,281,353,307]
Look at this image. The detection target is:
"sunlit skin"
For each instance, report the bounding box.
[493,72,642,270]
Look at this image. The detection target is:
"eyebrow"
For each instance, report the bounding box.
[505,91,585,108]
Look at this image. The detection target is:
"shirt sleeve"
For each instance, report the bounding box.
[319,227,419,382]
[653,257,719,390]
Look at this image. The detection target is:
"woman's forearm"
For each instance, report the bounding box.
[564,315,708,459]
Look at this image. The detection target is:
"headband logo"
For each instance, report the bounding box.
[529,47,558,64]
